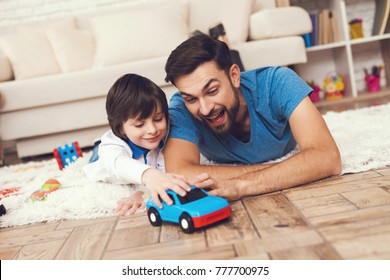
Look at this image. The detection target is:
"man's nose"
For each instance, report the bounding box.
[199,98,213,116]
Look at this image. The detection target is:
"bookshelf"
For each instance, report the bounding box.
[292,0,390,103]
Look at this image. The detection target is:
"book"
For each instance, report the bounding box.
[330,11,339,42]
[309,10,319,46]
[372,0,390,35]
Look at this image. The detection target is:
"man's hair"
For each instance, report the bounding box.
[106,73,168,141]
[165,34,233,86]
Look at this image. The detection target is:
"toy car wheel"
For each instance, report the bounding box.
[179,213,194,234]
[148,207,162,227]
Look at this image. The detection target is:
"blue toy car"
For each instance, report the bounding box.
[146,186,231,233]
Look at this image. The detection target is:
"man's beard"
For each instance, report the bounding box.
[199,87,240,135]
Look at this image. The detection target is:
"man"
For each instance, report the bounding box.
[164,35,341,200]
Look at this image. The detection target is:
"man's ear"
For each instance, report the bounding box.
[229,64,241,88]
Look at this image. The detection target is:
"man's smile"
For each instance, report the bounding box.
[203,109,226,127]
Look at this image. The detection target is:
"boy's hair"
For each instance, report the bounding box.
[165,34,233,86]
[106,73,168,141]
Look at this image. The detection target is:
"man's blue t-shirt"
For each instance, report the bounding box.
[168,66,312,164]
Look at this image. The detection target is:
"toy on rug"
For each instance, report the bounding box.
[0,204,6,216]
[0,187,21,201]
[29,178,61,202]
[53,141,83,170]
[323,72,344,101]
[146,186,231,233]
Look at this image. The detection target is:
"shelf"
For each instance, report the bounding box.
[293,0,389,100]
[314,87,390,112]
[350,33,390,45]
[306,41,347,52]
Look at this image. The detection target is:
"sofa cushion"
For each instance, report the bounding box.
[189,0,252,45]
[46,29,95,72]
[234,36,307,70]
[0,51,13,82]
[91,0,189,67]
[0,31,61,80]
[249,7,312,40]
[0,56,170,114]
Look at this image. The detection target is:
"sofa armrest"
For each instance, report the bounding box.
[249,7,312,40]
[0,52,13,82]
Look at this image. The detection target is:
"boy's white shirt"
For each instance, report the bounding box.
[83,130,165,185]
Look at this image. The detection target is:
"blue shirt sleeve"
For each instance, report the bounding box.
[168,93,201,145]
[269,67,313,120]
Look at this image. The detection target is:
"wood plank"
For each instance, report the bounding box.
[206,208,258,247]
[232,252,270,260]
[319,215,390,241]
[291,193,357,218]
[269,244,341,260]
[0,246,21,260]
[309,204,390,228]
[16,239,65,260]
[0,222,60,238]
[243,193,309,237]
[341,187,390,208]
[234,230,324,257]
[160,223,204,243]
[107,225,160,251]
[285,175,386,201]
[375,168,390,176]
[0,228,73,249]
[178,244,236,260]
[55,221,114,259]
[103,237,207,260]
[57,216,117,230]
[332,232,390,259]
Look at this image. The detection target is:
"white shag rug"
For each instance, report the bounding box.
[1,103,390,227]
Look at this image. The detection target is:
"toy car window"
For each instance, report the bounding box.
[177,188,207,204]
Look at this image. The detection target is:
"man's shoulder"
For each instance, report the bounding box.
[241,66,291,80]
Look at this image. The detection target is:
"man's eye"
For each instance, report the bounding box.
[208,88,218,95]
[185,98,196,104]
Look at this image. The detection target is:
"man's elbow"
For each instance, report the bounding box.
[328,146,342,176]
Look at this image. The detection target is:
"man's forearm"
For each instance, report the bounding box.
[170,161,273,180]
[233,146,341,198]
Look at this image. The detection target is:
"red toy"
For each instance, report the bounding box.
[53,141,82,170]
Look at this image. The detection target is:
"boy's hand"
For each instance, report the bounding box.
[115,191,145,216]
[141,168,191,208]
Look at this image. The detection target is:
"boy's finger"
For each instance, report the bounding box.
[159,191,173,206]
[151,193,163,209]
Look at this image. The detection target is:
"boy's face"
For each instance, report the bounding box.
[174,61,241,135]
[121,105,167,150]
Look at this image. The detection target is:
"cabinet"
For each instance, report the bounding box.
[291,0,390,104]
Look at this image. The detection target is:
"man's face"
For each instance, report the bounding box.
[175,62,241,135]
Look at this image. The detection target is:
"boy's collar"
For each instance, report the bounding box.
[127,139,164,160]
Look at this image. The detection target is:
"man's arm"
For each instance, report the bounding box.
[165,97,341,199]
[206,97,342,199]
[164,139,273,180]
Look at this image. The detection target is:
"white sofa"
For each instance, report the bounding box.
[0,0,311,160]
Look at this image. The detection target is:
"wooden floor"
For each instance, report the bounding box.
[1,92,390,260]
